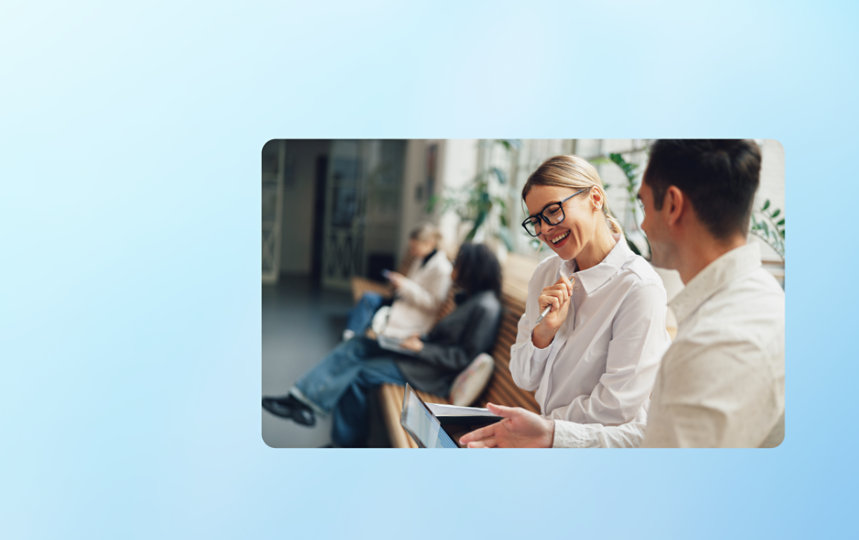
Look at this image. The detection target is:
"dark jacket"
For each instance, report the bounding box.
[394,290,502,397]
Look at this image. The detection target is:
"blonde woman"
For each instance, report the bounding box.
[508,155,670,443]
[344,223,452,341]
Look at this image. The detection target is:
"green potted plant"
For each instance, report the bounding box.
[591,152,651,258]
[750,199,785,261]
[428,139,519,253]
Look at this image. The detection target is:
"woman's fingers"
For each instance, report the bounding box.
[539,295,560,313]
[559,274,574,295]
[547,281,571,301]
[539,284,570,313]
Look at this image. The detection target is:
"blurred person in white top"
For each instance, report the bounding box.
[343,223,452,341]
[508,155,671,432]
[460,140,784,448]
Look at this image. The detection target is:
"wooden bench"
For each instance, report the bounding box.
[378,254,542,448]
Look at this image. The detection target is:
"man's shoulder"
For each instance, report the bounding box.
[680,268,784,347]
[712,267,784,312]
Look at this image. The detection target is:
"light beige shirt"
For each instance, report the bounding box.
[551,242,785,448]
[642,243,785,447]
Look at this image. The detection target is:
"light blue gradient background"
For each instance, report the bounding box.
[1,1,856,538]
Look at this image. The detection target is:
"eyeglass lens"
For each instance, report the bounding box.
[524,203,564,235]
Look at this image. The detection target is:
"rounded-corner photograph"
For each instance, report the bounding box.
[261,139,785,449]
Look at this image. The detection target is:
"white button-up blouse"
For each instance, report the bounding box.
[509,237,671,425]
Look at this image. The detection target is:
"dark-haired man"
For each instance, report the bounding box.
[461,140,784,448]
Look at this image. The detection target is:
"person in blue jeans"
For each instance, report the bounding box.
[343,223,452,342]
[262,243,503,447]
[343,291,387,340]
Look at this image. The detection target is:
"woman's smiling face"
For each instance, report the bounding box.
[524,184,596,261]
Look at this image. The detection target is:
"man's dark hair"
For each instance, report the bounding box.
[643,139,762,239]
[453,243,502,297]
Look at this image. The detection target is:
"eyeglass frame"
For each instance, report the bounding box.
[521,187,590,238]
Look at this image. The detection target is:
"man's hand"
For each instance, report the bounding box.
[459,403,554,448]
[399,335,424,352]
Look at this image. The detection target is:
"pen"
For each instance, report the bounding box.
[535,305,552,325]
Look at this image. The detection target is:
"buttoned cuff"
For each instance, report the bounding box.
[530,333,560,364]
[552,420,600,448]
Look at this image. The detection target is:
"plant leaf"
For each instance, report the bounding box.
[465,225,477,242]
[427,194,440,212]
[496,139,521,152]
[490,166,507,185]
[472,210,487,232]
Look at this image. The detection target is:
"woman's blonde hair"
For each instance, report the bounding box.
[522,155,623,236]
[409,222,442,247]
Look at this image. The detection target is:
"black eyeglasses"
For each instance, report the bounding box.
[521,188,589,237]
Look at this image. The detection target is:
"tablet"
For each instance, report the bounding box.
[399,384,459,448]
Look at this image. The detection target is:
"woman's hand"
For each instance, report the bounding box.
[386,271,406,290]
[532,274,574,348]
[399,335,424,352]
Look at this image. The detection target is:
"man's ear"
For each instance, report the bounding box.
[665,186,685,227]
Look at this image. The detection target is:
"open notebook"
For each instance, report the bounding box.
[399,384,501,448]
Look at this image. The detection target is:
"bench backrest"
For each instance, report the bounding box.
[477,292,540,412]
[428,253,540,413]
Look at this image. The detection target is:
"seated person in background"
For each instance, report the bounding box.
[262,243,503,447]
[461,139,784,448]
[343,223,452,341]
[511,155,671,437]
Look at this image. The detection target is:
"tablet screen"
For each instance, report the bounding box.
[400,385,458,448]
